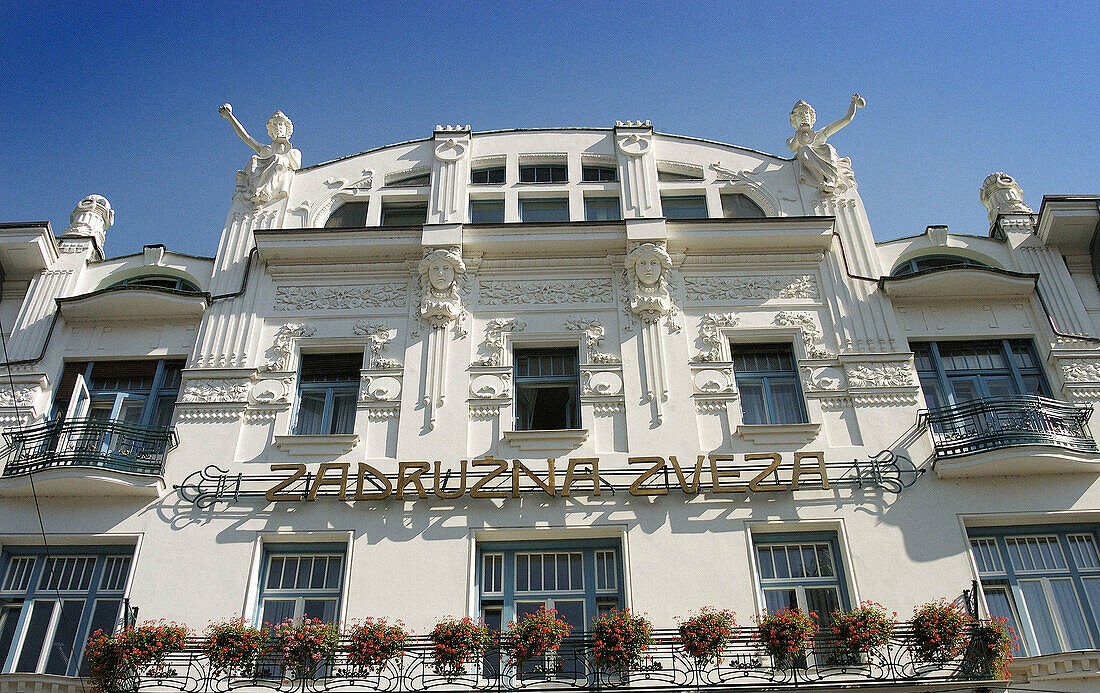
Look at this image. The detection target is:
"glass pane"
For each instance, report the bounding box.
[584,198,620,221]
[45,600,86,674]
[282,557,299,589]
[267,557,284,589]
[295,393,326,435]
[802,546,819,577]
[787,545,805,578]
[520,200,569,223]
[516,601,544,620]
[806,588,841,627]
[470,201,505,224]
[529,555,543,591]
[982,375,1016,398]
[772,546,791,579]
[554,600,585,632]
[328,392,356,434]
[325,556,342,590]
[557,555,569,591]
[80,600,122,675]
[516,555,529,592]
[260,599,295,628]
[919,375,946,409]
[302,599,337,624]
[768,380,805,424]
[296,557,312,589]
[764,589,797,613]
[739,382,767,425]
[0,605,21,673]
[1019,580,1061,654]
[984,587,1026,656]
[118,398,146,424]
[1081,577,1100,633]
[1050,578,1092,650]
[949,378,981,404]
[570,553,583,591]
[543,555,557,591]
[757,546,775,580]
[16,601,54,672]
[311,558,327,589]
[816,545,835,577]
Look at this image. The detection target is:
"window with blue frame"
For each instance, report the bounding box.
[970,526,1100,656]
[293,354,361,435]
[912,340,1049,409]
[257,545,345,627]
[0,547,133,676]
[54,360,183,429]
[753,533,849,620]
[730,344,807,425]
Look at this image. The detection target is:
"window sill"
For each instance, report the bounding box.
[735,423,821,444]
[1008,650,1100,683]
[274,434,359,456]
[502,428,589,452]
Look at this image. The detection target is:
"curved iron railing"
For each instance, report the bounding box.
[920,395,1096,459]
[1,417,176,477]
[108,625,1003,693]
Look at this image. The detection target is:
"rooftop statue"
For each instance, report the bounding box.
[787,94,865,197]
[219,103,301,205]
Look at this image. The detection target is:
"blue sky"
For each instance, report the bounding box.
[2,1,1097,258]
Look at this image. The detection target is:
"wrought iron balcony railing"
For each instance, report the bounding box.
[105,625,1004,693]
[1,417,177,477]
[920,395,1097,460]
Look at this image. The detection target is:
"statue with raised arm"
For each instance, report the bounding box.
[219,103,301,205]
[787,94,865,196]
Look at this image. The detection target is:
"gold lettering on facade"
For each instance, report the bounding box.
[669,455,705,494]
[512,459,555,498]
[434,460,467,499]
[355,463,393,500]
[307,462,349,501]
[628,457,667,496]
[266,463,306,501]
[708,454,744,493]
[747,452,787,492]
[562,457,601,497]
[791,451,830,490]
[396,461,430,499]
[469,457,509,498]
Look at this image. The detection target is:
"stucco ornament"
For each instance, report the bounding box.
[181,379,250,403]
[260,322,316,372]
[980,172,1033,224]
[563,315,620,364]
[625,242,676,326]
[61,194,114,249]
[1062,361,1100,383]
[693,312,741,362]
[354,321,402,370]
[786,94,864,196]
[845,363,914,388]
[0,385,39,409]
[219,103,301,205]
[774,311,832,358]
[418,248,467,332]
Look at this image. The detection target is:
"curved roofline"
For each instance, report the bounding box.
[300,127,791,172]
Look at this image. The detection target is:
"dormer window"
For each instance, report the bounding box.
[324,200,369,228]
[721,193,766,218]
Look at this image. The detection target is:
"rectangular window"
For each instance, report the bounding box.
[519,164,567,183]
[479,541,622,676]
[754,533,849,661]
[54,360,183,429]
[294,353,360,435]
[379,202,428,226]
[0,548,133,676]
[970,526,1100,656]
[514,348,579,430]
[258,546,345,627]
[584,197,621,221]
[661,194,708,219]
[581,166,617,182]
[730,344,807,425]
[471,166,506,184]
[519,198,569,223]
[912,339,1049,409]
[470,200,505,224]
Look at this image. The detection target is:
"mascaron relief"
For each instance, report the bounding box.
[274,284,408,311]
[479,278,614,306]
[478,318,527,366]
[564,315,620,364]
[354,321,402,370]
[624,242,679,330]
[683,275,818,302]
[693,312,740,362]
[418,248,468,334]
[260,322,316,372]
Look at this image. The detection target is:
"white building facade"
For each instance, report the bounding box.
[2,98,1100,692]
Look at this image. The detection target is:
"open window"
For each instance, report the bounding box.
[293,354,361,435]
[514,348,579,430]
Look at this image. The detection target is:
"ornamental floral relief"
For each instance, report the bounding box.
[477,318,526,366]
[581,369,624,397]
[1061,361,1100,383]
[354,321,402,370]
[181,379,251,403]
[773,311,832,358]
[683,275,819,302]
[564,315,620,364]
[260,322,316,372]
[274,284,408,311]
[844,363,915,389]
[692,312,740,362]
[478,278,614,306]
[800,365,845,392]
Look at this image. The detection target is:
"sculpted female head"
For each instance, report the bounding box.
[789,100,816,129]
[626,243,672,288]
[419,249,466,293]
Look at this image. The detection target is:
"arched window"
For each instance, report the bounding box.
[324,200,369,228]
[891,254,990,277]
[721,192,766,218]
[108,274,200,292]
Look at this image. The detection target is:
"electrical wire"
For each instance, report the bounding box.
[0,310,88,692]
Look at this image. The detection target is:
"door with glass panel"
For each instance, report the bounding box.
[480,543,622,677]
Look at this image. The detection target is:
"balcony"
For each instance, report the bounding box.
[74,625,1006,693]
[920,396,1100,478]
[0,418,176,497]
